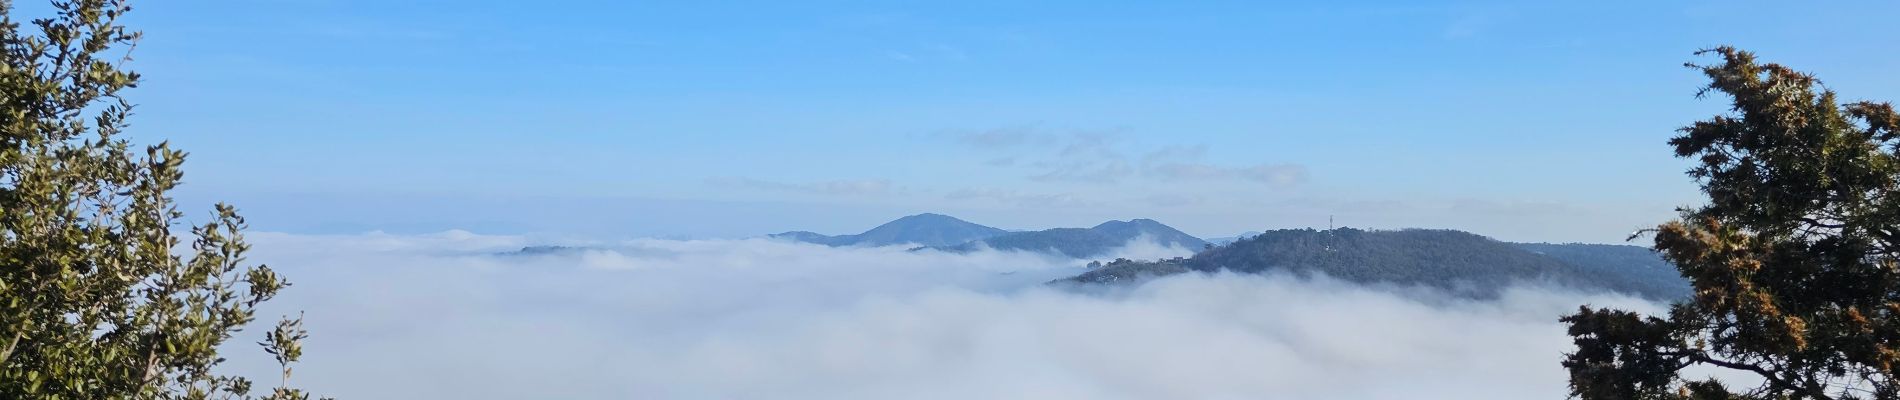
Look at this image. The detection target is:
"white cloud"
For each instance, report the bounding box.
[226,230,1672,399]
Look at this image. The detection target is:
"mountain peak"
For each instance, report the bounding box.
[1092,218,1163,229]
[893,212,958,222]
[856,213,1006,246]
[873,213,983,231]
[771,213,1007,248]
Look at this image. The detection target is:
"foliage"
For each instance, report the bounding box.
[1055,257,1190,285]
[0,1,320,398]
[1562,47,1900,399]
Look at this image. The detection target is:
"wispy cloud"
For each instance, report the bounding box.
[1136,144,1308,187]
[945,187,1101,208]
[709,177,896,196]
[1138,144,1208,165]
[1148,162,1310,187]
[1448,198,1593,217]
[1145,193,1204,207]
[945,127,1049,150]
[1275,197,1419,215]
[1029,160,1135,183]
[947,129,1311,188]
[1023,132,1139,183]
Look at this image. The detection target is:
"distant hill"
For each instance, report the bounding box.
[764,231,851,246]
[1055,228,1689,300]
[495,245,594,257]
[1207,231,1263,246]
[768,213,1008,247]
[933,219,1208,259]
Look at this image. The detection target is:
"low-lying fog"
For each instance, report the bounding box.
[224,230,1665,399]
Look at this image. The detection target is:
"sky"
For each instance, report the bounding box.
[85,0,1900,243]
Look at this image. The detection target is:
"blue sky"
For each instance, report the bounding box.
[89,0,1900,243]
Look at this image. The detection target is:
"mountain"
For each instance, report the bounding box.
[933,218,1208,259]
[768,213,1009,247]
[1207,231,1264,246]
[1055,228,1689,300]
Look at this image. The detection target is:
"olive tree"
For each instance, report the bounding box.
[0,1,321,398]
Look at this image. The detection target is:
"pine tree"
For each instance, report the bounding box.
[1564,47,1900,399]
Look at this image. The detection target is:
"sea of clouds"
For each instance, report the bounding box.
[217,230,1672,399]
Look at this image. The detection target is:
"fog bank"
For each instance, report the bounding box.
[225,231,1661,399]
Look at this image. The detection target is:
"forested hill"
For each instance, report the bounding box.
[1056,228,1690,300]
[932,219,1208,258]
[1513,242,1688,299]
[768,213,1008,247]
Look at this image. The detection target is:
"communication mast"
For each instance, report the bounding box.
[1323,214,1338,254]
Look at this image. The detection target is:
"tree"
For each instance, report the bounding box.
[1563,47,1900,399]
[0,1,321,398]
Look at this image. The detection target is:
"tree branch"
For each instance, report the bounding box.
[0,328,24,366]
[1679,351,1836,400]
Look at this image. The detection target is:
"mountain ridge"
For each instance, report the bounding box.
[1055,228,1690,300]
[931,218,1208,258]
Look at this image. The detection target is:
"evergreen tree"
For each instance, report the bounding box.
[0,1,321,398]
[1563,47,1900,399]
